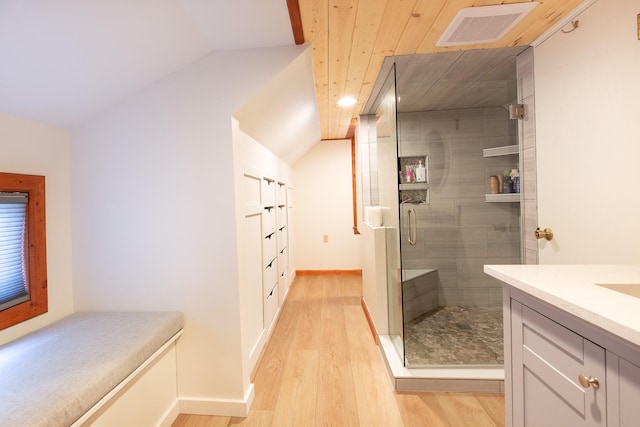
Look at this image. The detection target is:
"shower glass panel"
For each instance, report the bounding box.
[361,47,524,371]
[393,48,524,368]
[370,64,404,362]
[363,65,404,359]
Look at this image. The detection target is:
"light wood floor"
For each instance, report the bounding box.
[173,274,505,427]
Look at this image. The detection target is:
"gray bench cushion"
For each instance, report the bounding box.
[0,311,183,427]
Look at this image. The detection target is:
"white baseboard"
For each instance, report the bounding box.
[158,400,181,427]
[179,384,255,417]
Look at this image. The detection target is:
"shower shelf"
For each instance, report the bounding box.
[485,193,520,203]
[399,183,428,190]
[483,144,519,157]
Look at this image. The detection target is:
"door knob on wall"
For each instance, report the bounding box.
[535,227,554,241]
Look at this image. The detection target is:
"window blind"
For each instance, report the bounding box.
[0,192,29,311]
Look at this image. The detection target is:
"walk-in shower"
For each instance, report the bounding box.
[360,46,528,385]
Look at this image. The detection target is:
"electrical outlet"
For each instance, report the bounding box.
[323,234,329,243]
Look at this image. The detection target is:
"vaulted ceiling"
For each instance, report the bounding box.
[0,0,295,128]
[297,0,586,140]
[0,0,588,151]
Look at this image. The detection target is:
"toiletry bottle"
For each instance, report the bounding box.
[405,165,413,183]
[510,168,520,193]
[503,170,512,194]
[415,160,426,182]
[489,176,499,194]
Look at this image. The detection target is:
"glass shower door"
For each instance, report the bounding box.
[370,64,404,362]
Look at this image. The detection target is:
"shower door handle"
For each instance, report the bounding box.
[408,208,417,245]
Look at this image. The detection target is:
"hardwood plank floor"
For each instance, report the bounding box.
[173,275,505,427]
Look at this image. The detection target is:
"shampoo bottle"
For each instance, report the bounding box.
[510,168,520,193]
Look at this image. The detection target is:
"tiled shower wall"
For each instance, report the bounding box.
[398,106,521,307]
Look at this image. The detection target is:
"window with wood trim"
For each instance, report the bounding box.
[0,172,47,330]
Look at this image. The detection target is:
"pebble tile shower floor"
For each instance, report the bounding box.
[404,306,504,367]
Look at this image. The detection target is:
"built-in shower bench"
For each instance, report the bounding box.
[0,311,183,427]
[403,269,439,323]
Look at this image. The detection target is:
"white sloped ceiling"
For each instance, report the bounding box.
[0,0,295,128]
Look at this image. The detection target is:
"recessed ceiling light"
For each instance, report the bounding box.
[337,96,357,107]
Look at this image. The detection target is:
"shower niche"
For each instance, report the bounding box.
[399,155,429,205]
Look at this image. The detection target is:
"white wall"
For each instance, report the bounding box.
[293,139,361,270]
[70,44,309,414]
[535,0,640,263]
[0,113,73,344]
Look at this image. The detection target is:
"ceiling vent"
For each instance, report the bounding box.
[437,2,538,47]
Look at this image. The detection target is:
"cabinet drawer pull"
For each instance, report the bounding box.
[578,375,600,389]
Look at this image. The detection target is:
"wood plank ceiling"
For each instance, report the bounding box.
[295,0,585,140]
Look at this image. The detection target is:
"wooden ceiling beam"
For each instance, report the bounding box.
[287,0,305,44]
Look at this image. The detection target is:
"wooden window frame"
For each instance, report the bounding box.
[0,172,47,330]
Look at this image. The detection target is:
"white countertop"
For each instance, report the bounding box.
[484,264,640,348]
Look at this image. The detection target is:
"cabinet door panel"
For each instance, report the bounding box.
[618,357,640,426]
[277,226,288,252]
[263,257,278,297]
[277,204,287,228]
[522,346,585,415]
[264,282,278,327]
[278,269,288,305]
[278,246,288,272]
[523,368,589,426]
[262,208,276,236]
[262,179,276,206]
[241,211,264,349]
[513,301,606,426]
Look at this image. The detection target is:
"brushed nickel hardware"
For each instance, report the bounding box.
[509,104,525,120]
[578,374,600,390]
[535,227,554,241]
[561,20,579,34]
[408,208,417,246]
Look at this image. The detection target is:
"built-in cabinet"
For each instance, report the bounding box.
[240,168,291,372]
[261,178,279,327]
[261,177,290,328]
[505,287,640,427]
[276,181,289,305]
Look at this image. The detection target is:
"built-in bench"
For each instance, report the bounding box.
[402,269,438,324]
[0,311,183,427]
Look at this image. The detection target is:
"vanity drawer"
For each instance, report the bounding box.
[277,226,288,251]
[278,246,288,272]
[263,257,278,296]
[261,178,276,207]
[264,282,278,327]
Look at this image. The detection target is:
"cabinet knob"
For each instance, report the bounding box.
[578,374,600,389]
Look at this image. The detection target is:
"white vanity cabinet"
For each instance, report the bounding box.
[504,287,640,427]
[605,351,640,426]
